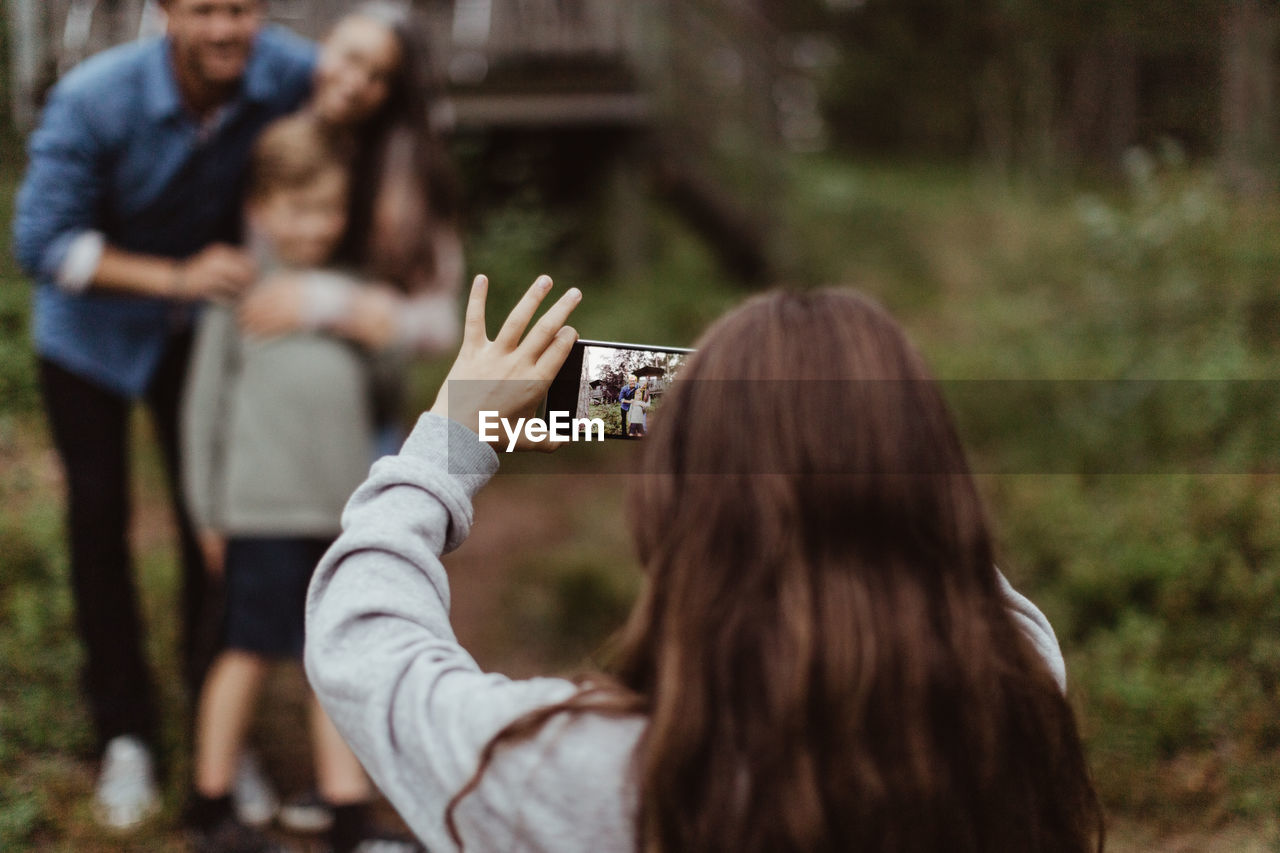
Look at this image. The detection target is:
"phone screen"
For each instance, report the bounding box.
[546,340,694,439]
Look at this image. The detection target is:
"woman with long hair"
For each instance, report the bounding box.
[239,1,463,412]
[305,275,1105,853]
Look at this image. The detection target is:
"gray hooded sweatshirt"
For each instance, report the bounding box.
[305,413,1068,853]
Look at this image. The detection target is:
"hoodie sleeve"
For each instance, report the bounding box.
[996,569,1067,692]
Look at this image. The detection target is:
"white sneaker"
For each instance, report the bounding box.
[277,789,333,833]
[93,735,161,830]
[352,841,426,853]
[233,750,280,828]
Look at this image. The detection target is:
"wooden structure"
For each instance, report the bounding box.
[6,0,821,281]
[634,364,668,396]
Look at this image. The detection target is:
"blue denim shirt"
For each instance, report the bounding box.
[12,26,315,397]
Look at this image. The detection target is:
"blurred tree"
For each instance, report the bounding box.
[819,0,1225,176]
[1221,0,1278,195]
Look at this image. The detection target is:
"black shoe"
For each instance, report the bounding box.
[187,814,288,853]
[327,802,425,853]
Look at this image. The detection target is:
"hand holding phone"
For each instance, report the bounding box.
[429,274,580,449]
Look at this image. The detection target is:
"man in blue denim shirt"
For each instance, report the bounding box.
[12,0,313,831]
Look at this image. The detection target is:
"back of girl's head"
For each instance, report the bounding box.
[612,288,1102,853]
[631,288,982,564]
[450,289,1101,853]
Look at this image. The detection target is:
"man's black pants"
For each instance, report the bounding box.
[38,332,212,752]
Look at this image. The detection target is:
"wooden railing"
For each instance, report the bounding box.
[11,1,774,122]
[444,0,636,60]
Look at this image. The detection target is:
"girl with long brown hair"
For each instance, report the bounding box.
[306,275,1104,853]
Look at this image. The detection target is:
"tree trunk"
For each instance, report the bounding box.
[1221,0,1277,195]
[1060,35,1139,171]
[6,0,51,130]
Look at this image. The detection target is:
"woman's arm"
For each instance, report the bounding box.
[94,243,257,302]
[306,412,583,850]
[305,276,582,848]
[238,227,464,351]
[333,224,465,351]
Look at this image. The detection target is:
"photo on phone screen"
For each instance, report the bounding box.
[546,340,694,439]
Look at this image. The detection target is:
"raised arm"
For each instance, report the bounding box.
[304,276,583,848]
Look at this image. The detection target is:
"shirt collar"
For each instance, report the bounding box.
[143,37,184,121]
[143,30,276,122]
[242,30,280,104]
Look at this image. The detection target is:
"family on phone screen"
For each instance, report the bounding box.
[619,374,650,437]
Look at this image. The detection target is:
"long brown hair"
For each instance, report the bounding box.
[330,2,460,293]
[448,289,1103,853]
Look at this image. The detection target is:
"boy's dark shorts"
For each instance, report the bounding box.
[223,537,333,659]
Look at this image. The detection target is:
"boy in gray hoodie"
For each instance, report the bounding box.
[182,114,385,851]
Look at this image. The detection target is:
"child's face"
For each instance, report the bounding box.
[249,167,349,267]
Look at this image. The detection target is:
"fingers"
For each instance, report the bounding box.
[527,433,572,453]
[237,289,273,319]
[207,246,256,297]
[463,275,489,346]
[534,324,579,378]
[218,247,257,284]
[521,287,582,362]
[494,275,552,350]
[238,291,293,336]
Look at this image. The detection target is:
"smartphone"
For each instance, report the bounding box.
[545,339,694,439]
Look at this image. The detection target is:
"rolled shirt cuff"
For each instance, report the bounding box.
[54,230,105,293]
[396,293,461,352]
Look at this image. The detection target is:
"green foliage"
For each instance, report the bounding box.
[464,193,584,314]
[587,401,623,436]
[789,151,1280,824]
[769,149,1280,827]
[0,284,38,416]
[0,512,88,850]
[482,150,1280,831]
[506,545,642,670]
[0,154,38,416]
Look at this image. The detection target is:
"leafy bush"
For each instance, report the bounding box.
[0,155,39,416]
